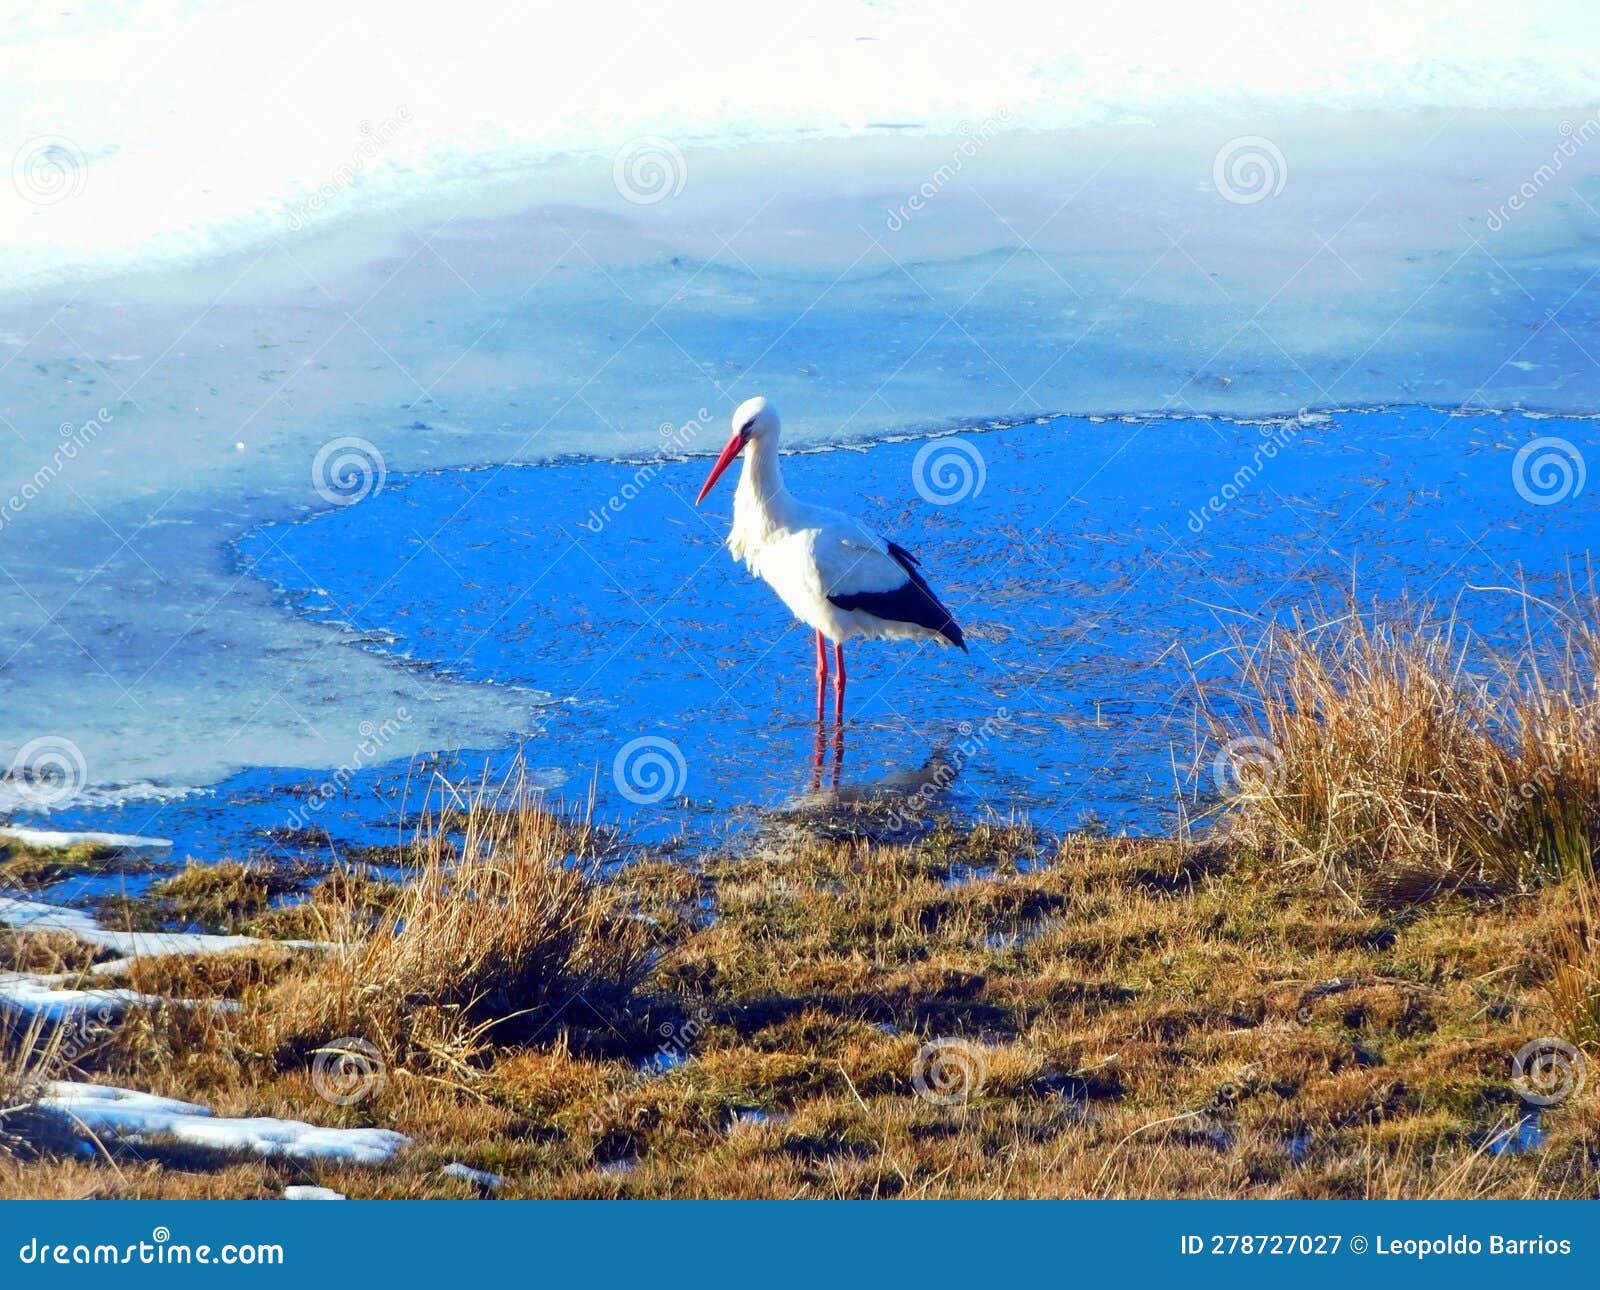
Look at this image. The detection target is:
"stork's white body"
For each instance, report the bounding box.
[727,436,954,646]
[694,396,965,722]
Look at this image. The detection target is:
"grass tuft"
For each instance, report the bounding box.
[257,786,652,1078]
[1,839,130,891]
[1208,601,1600,898]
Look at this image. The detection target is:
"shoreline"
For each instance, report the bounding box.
[6,405,1594,861]
[3,601,1596,1199]
[2,601,1596,1198]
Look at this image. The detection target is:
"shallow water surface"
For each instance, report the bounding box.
[20,405,1593,867]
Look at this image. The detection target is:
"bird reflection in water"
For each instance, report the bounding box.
[800,733,960,836]
[810,717,845,794]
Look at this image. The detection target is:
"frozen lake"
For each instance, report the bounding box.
[14,403,1594,876]
[2,44,1599,874]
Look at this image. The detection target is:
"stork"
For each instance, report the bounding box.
[694,397,966,722]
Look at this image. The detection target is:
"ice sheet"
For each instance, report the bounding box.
[5,2,1596,292]
[2,20,1597,825]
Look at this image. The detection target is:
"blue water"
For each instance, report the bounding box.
[1487,1115,1545,1157]
[19,404,1594,880]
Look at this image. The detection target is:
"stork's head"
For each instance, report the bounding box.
[695,397,778,504]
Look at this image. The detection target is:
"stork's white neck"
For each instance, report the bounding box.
[728,434,793,565]
[736,434,788,513]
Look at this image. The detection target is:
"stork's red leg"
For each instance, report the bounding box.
[814,630,828,723]
[833,642,846,721]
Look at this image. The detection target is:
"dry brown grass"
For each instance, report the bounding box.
[0,813,1594,1199]
[96,860,309,934]
[3,608,1597,1198]
[0,838,130,890]
[0,992,101,1164]
[1208,602,1600,899]
[1548,877,1600,1050]
[254,792,652,1079]
[93,861,396,942]
[0,929,107,975]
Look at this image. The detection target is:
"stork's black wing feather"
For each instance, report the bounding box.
[886,540,921,568]
[827,539,966,649]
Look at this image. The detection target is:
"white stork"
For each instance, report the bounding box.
[694,396,966,721]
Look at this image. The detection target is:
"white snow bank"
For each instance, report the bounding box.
[0,826,172,850]
[0,970,238,1023]
[0,895,324,960]
[0,971,165,1023]
[40,1083,409,1164]
[0,895,322,1024]
[4,0,1597,292]
[0,896,102,939]
[441,1161,503,1190]
[284,1185,347,1200]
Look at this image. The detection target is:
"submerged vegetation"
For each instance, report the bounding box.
[1,604,1596,1198]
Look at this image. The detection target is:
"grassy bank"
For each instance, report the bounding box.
[1,606,1596,1198]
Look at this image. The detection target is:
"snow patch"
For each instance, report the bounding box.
[441,1161,503,1190]
[40,1082,409,1164]
[0,896,317,1035]
[0,826,172,850]
[0,971,238,1023]
[283,1185,347,1200]
[4,1,1596,292]
[0,895,324,959]
[0,972,166,1023]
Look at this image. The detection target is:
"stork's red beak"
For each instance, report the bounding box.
[695,431,746,504]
